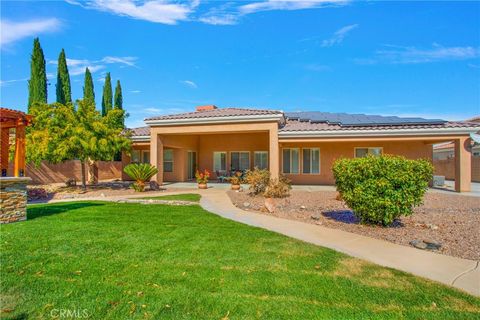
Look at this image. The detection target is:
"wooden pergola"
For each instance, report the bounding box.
[0,108,32,177]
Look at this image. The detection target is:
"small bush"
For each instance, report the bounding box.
[195,169,210,184]
[244,168,270,195]
[228,171,243,185]
[332,155,433,226]
[264,175,292,198]
[124,163,159,192]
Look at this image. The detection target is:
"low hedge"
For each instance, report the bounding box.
[332,155,433,226]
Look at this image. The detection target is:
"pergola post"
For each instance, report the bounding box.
[13,123,26,177]
[454,137,471,192]
[0,127,9,176]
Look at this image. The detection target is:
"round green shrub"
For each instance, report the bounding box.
[332,155,433,226]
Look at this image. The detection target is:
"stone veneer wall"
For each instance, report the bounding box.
[0,177,31,224]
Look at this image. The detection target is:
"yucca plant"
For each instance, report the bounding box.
[123,163,159,192]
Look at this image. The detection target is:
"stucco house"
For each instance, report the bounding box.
[126,105,480,192]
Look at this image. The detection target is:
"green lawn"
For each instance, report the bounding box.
[1,202,479,319]
[140,193,201,202]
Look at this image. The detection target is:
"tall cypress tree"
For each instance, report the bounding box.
[101,73,112,116]
[114,80,123,110]
[55,49,72,105]
[28,38,47,110]
[83,67,95,107]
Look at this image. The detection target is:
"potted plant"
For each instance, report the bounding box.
[195,169,210,189]
[228,171,242,190]
[123,163,159,192]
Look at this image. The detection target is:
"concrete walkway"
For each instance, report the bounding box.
[33,188,479,296]
[197,189,480,296]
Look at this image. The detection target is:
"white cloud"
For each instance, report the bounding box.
[0,78,28,87]
[239,0,348,14]
[144,107,162,113]
[130,90,141,93]
[365,44,480,64]
[102,56,137,67]
[48,56,137,76]
[73,0,197,25]
[181,80,198,89]
[199,14,239,25]
[321,24,358,47]
[0,18,62,46]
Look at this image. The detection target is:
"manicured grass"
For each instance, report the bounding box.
[1,202,479,319]
[140,193,201,202]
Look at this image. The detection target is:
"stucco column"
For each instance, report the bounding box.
[454,137,471,192]
[150,133,163,184]
[269,127,279,180]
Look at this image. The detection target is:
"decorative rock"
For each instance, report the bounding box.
[243,202,250,208]
[427,224,439,230]
[264,198,275,213]
[0,177,31,224]
[311,212,322,220]
[100,193,106,198]
[149,181,160,191]
[300,205,306,210]
[410,240,442,251]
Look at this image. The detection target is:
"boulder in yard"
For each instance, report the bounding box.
[264,198,275,213]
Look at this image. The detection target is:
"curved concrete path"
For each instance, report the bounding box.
[33,189,479,296]
[197,189,480,297]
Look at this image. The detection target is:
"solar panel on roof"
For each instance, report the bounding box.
[285,112,446,127]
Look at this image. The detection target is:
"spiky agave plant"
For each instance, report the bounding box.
[123,163,159,192]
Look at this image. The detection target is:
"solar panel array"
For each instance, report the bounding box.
[285,112,447,127]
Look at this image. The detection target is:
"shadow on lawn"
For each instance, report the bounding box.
[27,202,105,220]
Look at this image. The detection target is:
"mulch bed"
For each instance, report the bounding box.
[227,189,480,260]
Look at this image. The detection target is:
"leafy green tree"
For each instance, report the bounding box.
[27,100,131,189]
[102,72,113,116]
[56,49,72,105]
[114,80,123,110]
[83,67,95,106]
[28,38,48,110]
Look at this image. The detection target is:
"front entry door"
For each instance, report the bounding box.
[187,151,197,180]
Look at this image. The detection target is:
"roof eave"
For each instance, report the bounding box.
[278,126,480,138]
[144,114,284,126]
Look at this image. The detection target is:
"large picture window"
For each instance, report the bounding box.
[213,152,227,172]
[355,147,382,158]
[302,148,320,174]
[231,152,250,171]
[163,149,173,172]
[131,150,150,164]
[282,148,299,174]
[254,151,268,170]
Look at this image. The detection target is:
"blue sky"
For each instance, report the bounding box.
[1,0,479,128]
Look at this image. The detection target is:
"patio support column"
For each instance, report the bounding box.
[0,127,9,176]
[269,126,279,180]
[150,134,163,185]
[13,124,26,177]
[454,137,471,192]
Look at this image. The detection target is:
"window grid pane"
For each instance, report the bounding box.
[283,149,291,173]
[312,149,320,174]
[302,149,311,174]
[291,149,299,174]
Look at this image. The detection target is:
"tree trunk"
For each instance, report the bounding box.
[80,160,87,190]
[88,159,98,185]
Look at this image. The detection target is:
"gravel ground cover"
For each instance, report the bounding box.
[228,190,480,260]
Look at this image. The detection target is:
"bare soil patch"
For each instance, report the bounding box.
[227,190,480,260]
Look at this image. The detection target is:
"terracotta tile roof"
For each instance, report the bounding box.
[280,119,480,132]
[129,126,150,136]
[145,107,283,121]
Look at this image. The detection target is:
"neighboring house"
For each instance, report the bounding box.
[127,105,480,192]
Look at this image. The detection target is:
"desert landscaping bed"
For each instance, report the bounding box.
[228,190,480,260]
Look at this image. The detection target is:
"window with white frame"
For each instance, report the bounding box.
[163,149,173,172]
[302,148,320,174]
[213,152,227,172]
[355,147,383,158]
[254,151,268,170]
[282,148,299,174]
[231,152,250,171]
[131,150,150,164]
